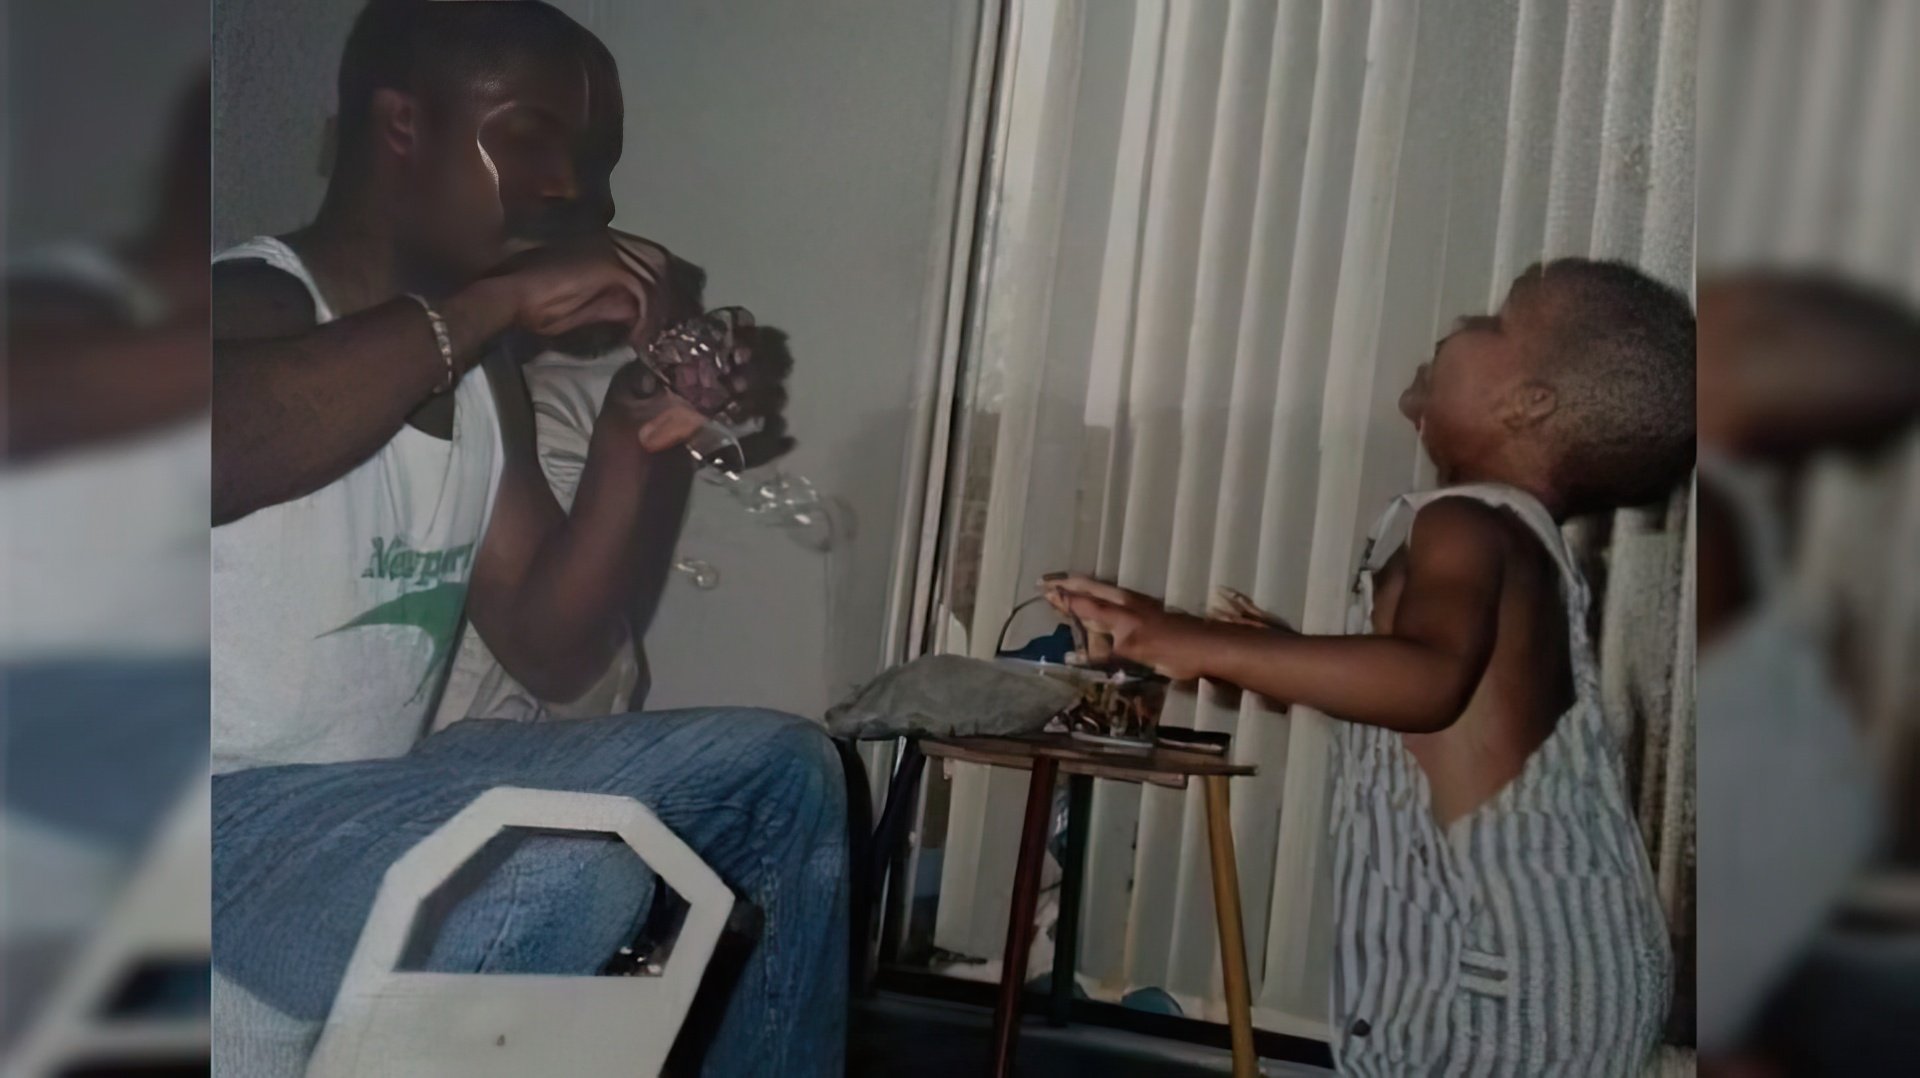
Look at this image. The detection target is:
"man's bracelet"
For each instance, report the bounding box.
[403,293,456,394]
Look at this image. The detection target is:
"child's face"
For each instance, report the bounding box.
[1400,283,1545,482]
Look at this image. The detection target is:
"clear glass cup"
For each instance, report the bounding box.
[640,306,757,474]
[642,306,833,550]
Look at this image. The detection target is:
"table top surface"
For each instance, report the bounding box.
[921,732,1256,788]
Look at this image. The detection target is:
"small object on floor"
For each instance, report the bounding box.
[1121,986,1184,1017]
[825,655,1081,740]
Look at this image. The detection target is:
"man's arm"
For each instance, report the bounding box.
[464,351,705,702]
[3,284,210,459]
[1055,499,1506,733]
[211,261,519,524]
[211,232,665,525]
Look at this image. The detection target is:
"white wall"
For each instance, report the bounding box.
[212,0,981,715]
[551,0,978,713]
[212,0,357,248]
[8,0,207,248]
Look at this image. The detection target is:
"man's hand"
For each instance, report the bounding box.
[606,305,786,455]
[644,306,784,425]
[493,229,676,348]
[600,359,709,454]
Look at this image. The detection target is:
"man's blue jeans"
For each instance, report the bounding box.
[213,709,848,1076]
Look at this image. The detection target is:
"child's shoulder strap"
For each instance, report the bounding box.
[1361,483,1587,604]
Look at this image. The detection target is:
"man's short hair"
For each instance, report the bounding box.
[1523,258,1697,510]
[335,0,587,155]
[1706,271,1920,458]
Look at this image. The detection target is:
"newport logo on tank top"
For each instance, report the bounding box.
[322,535,481,701]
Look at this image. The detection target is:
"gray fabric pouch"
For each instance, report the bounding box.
[825,654,1081,740]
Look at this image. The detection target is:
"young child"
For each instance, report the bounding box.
[1048,259,1690,1075]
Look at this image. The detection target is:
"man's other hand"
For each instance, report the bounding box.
[602,360,708,454]
[491,230,675,347]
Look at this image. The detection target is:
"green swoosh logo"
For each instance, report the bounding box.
[321,580,469,702]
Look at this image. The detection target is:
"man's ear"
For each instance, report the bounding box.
[1503,379,1558,429]
[369,88,420,160]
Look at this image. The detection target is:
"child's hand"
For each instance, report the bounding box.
[1207,587,1295,632]
[1041,575,1204,680]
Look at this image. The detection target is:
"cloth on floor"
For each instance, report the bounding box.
[824,654,1080,741]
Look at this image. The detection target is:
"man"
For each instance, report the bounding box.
[210,3,845,1074]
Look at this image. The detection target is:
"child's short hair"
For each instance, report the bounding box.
[1522,258,1696,511]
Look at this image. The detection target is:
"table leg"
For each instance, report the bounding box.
[869,742,927,903]
[1049,774,1093,1026]
[1204,775,1258,1078]
[864,739,926,988]
[991,757,1058,1078]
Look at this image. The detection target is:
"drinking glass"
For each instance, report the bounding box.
[641,307,830,548]
[640,305,756,474]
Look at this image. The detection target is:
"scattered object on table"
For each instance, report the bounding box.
[824,655,1081,740]
[999,592,1090,666]
[998,623,1077,664]
[995,596,1170,751]
[1058,666,1168,751]
[1156,726,1231,755]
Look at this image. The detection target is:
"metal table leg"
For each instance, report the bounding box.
[1049,774,1093,1026]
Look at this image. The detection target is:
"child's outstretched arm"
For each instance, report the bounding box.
[1049,500,1504,733]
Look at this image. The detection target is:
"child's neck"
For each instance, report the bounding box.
[1437,467,1571,521]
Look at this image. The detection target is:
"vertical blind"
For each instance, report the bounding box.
[919,0,1696,1040]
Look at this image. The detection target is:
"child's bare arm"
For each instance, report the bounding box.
[1049,500,1504,733]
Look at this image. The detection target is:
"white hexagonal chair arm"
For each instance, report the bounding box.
[306,786,734,1078]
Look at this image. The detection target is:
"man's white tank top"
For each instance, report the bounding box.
[210,237,504,774]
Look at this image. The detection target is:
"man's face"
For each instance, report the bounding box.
[399,51,602,280]
[1400,274,1546,481]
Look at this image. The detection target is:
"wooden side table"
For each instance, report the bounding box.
[921,733,1260,1078]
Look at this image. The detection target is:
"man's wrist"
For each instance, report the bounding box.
[590,402,674,467]
[439,277,521,370]
[594,402,646,440]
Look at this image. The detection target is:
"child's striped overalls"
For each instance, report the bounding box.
[1330,484,1671,1076]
